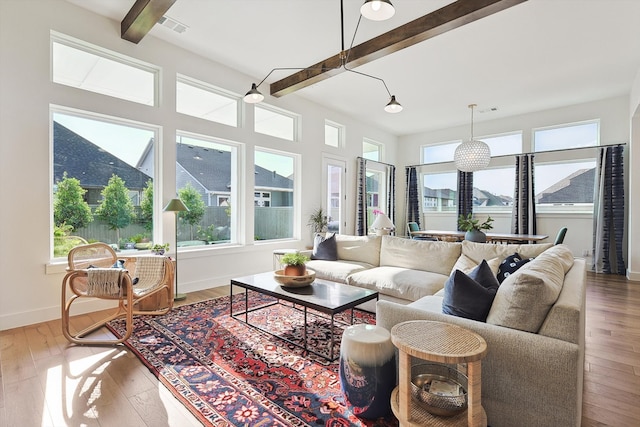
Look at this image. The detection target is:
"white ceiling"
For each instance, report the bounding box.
[65,0,640,136]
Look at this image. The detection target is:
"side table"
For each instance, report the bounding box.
[390,320,488,427]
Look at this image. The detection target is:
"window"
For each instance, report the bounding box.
[535,161,596,209]
[478,132,522,156]
[52,109,157,258]
[473,167,515,210]
[176,75,238,127]
[325,120,344,148]
[254,104,298,141]
[254,149,296,240]
[422,141,461,164]
[422,172,457,212]
[534,120,599,152]
[363,138,382,161]
[51,32,158,106]
[175,134,239,246]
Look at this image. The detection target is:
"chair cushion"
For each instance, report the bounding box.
[311,233,338,260]
[442,260,500,322]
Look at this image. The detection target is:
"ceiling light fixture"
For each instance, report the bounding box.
[243,0,402,114]
[454,104,491,172]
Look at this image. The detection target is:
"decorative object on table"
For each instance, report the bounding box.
[243,0,402,114]
[151,243,169,255]
[454,104,491,172]
[163,198,189,301]
[457,212,493,243]
[339,324,396,419]
[280,252,310,276]
[370,210,395,236]
[411,363,468,417]
[273,268,316,287]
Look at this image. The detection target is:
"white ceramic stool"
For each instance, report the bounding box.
[272,248,299,270]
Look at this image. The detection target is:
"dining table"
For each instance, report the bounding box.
[411,229,549,244]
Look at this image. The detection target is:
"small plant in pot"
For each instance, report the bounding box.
[458,213,494,243]
[151,243,169,255]
[280,252,310,276]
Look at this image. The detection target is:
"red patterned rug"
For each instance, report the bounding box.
[107,292,398,426]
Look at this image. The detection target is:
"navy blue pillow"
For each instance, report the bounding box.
[442,260,500,322]
[311,233,338,260]
[497,253,533,284]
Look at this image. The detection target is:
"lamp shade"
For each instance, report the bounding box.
[454,139,491,172]
[243,83,264,104]
[163,198,189,212]
[384,95,403,113]
[360,0,395,21]
[371,212,394,230]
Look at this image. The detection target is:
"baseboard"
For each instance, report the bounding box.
[627,268,640,282]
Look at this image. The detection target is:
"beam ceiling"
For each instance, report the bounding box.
[121,0,176,44]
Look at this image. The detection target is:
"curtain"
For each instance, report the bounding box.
[405,167,420,227]
[385,164,396,232]
[511,154,537,234]
[457,171,473,229]
[355,157,367,236]
[592,145,626,274]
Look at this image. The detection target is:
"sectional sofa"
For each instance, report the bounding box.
[304,234,586,427]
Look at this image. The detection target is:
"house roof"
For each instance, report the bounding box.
[537,168,595,204]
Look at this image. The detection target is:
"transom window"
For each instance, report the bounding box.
[325,120,345,148]
[363,138,383,161]
[176,74,239,127]
[533,120,599,152]
[254,104,298,141]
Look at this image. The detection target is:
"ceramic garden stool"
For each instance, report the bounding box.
[339,324,396,419]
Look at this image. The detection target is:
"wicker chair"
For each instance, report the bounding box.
[61,242,175,345]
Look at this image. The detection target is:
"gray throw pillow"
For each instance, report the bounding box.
[311,233,338,260]
[442,260,500,322]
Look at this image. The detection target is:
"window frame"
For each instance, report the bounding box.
[176,74,240,127]
[253,103,300,142]
[532,119,600,152]
[324,120,345,148]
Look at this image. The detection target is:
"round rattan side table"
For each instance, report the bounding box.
[390,320,488,427]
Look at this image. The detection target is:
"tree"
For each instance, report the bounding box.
[178,183,205,240]
[53,172,93,231]
[95,174,135,243]
[140,179,153,231]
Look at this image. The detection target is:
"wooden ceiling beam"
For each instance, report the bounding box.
[270,0,527,97]
[121,0,177,44]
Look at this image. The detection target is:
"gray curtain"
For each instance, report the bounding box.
[592,145,626,274]
[356,157,367,236]
[511,154,537,234]
[406,166,420,227]
[457,171,473,229]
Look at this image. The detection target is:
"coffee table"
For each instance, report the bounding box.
[230,272,379,361]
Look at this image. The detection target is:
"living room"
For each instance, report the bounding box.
[1,0,639,426]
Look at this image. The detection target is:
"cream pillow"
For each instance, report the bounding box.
[486,244,574,333]
[379,236,461,276]
[335,234,381,266]
[450,253,502,275]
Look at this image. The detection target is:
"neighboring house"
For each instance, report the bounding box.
[53,122,151,205]
[536,168,595,204]
[423,187,456,209]
[473,188,513,207]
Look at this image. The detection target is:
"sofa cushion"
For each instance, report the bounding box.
[461,240,552,264]
[443,260,499,322]
[305,259,372,284]
[379,236,461,276]
[347,266,448,301]
[334,234,382,266]
[486,244,575,333]
[497,252,533,283]
[311,233,337,260]
[408,295,444,312]
[450,253,501,275]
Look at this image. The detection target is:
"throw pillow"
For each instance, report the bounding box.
[311,233,338,261]
[442,260,500,322]
[497,253,533,284]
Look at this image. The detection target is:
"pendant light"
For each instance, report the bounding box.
[454,104,491,172]
[360,0,395,21]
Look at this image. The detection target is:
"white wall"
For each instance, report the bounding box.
[396,96,632,265]
[0,0,397,330]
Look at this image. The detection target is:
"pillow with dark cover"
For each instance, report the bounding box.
[442,260,500,322]
[311,233,338,260]
[497,252,533,284]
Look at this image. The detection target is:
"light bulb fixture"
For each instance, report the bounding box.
[454,104,491,172]
[243,0,402,114]
[360,0,395,21]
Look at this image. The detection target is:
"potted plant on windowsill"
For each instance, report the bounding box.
[280,252,310,276]
[458,213,494,243]
[151,243,169,255]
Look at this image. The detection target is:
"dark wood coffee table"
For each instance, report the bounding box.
[230,272,378,361]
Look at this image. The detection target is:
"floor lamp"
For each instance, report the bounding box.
[163,198,189,301]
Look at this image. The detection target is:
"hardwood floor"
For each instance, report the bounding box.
[1,273,638,426]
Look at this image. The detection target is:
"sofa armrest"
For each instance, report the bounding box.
[376,301,583,427]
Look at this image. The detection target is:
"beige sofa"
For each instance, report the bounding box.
[305,234,586,427]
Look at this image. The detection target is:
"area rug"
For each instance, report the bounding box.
[107,292,398,426]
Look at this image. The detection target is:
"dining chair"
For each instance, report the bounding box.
[407,222,436,240]
[61,242,175,345]
[554,227,568,245]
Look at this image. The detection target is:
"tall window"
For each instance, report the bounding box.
[175,134,239,246]
[473,167,516,211]
[254,149,296,240]
[363,138,382,161]
[176,75,238,127]
[254,104,298,141]
[325,120,344,148]
[51,32,158,106]
[52,109,157,257]
[422,172,457,212]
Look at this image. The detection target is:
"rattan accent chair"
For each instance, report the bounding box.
[62,242,175,345]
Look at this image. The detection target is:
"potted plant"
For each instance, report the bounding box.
[308,207,329,235]
[458,213,494,243]
[151,243,169,255]
[280,252,310,276]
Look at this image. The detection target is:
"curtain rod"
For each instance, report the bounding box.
[358,156,395,168]
[405,142,627,169]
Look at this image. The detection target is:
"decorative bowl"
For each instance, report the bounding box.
[411,364,468,417]
[273,269,316,287]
